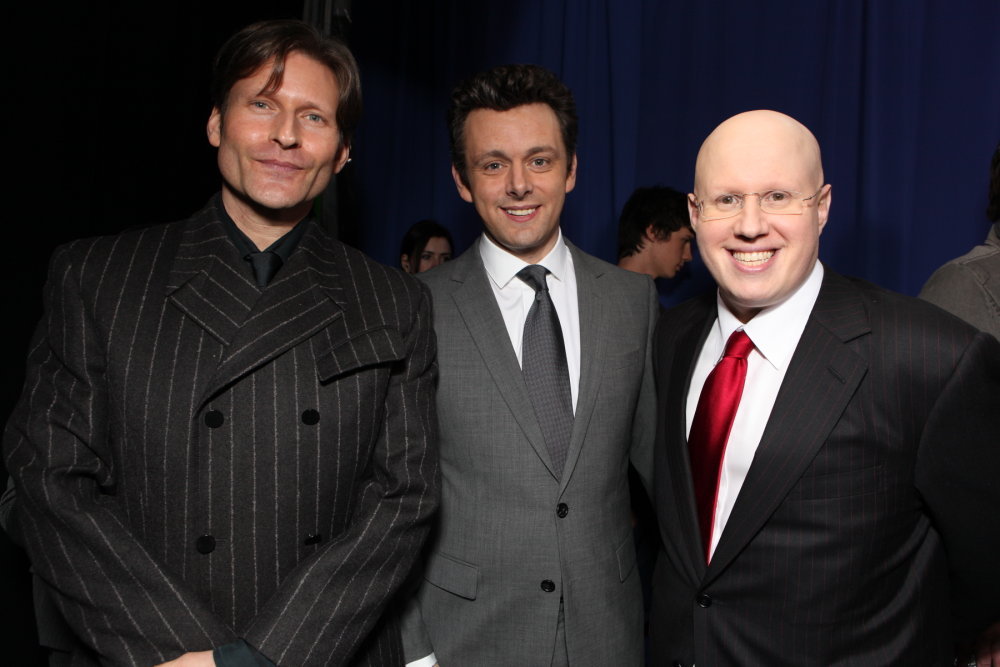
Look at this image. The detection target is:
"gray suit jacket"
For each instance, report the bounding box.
[920,221,1000,340]
[650,269,1000,666]
[3,198,439,666]
[400,239,657,666]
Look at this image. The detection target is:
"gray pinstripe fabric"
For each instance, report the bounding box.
[517,265,573,476]
[3,198,439,666]
[650,269,1000,666]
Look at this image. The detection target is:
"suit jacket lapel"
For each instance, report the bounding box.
[705,271,871,581]
[559,244,605,490]
[204,223,346,401]
[167,202,259,348]
[449,248,558,478]
[664,295,717,578]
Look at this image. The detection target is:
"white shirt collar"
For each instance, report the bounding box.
[715,260,825,372]
[479,230,571,290]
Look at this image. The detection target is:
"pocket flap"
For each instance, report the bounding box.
[317,327,405,380]
[424,552,479,600]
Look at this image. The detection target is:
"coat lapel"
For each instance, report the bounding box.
[449,248,558,478]
[166,202,259,348]
[203,223,346,401]
[559,244,606,491]
[705,271,871,582]
[662,295,717,579]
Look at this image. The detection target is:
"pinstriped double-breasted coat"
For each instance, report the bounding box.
[3,197,439,666]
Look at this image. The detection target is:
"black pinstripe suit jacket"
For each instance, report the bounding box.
[3,198,439,666]
[649,268,1000,666]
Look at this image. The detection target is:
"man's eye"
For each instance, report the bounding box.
[767,191,790,202]
[305,113,324,123]
[717,194,739,207]
[251,101,269,110]
[483,162,503,171]
[421,253,432,260]
[530,158,550,168]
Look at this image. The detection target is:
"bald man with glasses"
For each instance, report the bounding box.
[649,110,1000,666]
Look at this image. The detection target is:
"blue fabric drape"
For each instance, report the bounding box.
[349,0,1000,302]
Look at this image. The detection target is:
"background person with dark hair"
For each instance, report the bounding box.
[3,19,437,667]
[920,143,1000,340]
[399,220,454,273]
[617,185,695,280]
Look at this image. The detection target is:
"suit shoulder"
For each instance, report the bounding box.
[836,273,984,346]
[312,232,430,317]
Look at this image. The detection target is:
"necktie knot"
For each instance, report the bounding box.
[246,250,283,288]
[517,265,550,293]
[723,330,754,361]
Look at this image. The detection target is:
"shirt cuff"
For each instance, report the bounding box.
[405,653,438,667]
[213,639,276,667]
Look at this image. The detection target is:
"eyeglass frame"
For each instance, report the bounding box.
[691,187,825,222]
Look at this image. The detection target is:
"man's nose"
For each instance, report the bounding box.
[506,162,532,198]
[733,194,769,239]
[270,112,300,148]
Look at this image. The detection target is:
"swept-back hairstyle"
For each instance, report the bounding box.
[617,186,692,259]
[448,64,577,186]
[211,19,362,146]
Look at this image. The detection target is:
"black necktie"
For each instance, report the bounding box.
[517,265,574,475]
[246,251,283,287]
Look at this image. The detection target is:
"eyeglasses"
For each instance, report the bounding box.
[694,188,824,222]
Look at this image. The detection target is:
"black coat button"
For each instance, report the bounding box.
[556,503,569,518]
[304,533,322,545]
[540,579,556,593]
[301,409,320,425]
[204,410,224,428]
[196,534,216,554]
[697,593,712,608]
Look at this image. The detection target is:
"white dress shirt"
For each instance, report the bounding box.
[479,230,581,409]
[405,231,581,667]
[686,261,824,559]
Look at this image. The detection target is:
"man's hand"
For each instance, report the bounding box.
[155,650,216,666]
[974,621,1000,666]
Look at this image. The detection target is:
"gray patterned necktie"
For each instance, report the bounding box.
[517,265,574,475]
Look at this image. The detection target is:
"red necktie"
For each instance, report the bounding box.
[687,329,755,563]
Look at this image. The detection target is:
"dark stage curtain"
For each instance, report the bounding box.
[349,0,1000,303]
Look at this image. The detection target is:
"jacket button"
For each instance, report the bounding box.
[204,410,224,428]
[556,503,569,518]
[303,533,322,545]
[540,580,556,593]
[697,593,712,608]
[195,535,216,554]
[301,409,320,425]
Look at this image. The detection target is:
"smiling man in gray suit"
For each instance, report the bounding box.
[4,20,437,667]
[400,65,657,667]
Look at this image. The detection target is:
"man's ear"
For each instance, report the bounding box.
[564,153,578,194]
[644,224,669,243]
[207,107,223,148]
[816,184,832,235]
[687,193,701,232]
[452,165,473,203]
[332,142,351,174]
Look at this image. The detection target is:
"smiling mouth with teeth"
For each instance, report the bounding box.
[732,250,775,265]
[505,207,537,216]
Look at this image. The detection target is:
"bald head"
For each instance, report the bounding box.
[689,110,832,322]
[694,110,824,197]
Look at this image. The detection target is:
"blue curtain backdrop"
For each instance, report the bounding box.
[348,0,1000,303]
